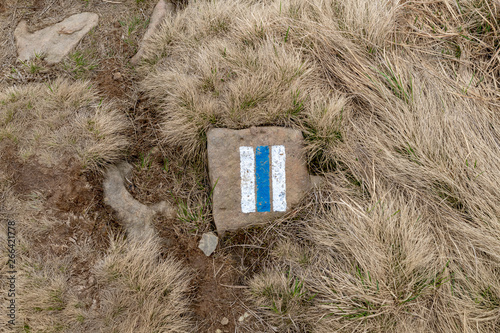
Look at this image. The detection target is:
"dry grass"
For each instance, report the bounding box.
[0,170,192,332]
[0,76,195,331]
[14,246,93,332]
[0,217,193,332]
[140,0,500,332]
[87,235,194,333]
[0,178,100,332]
[0,78,130,170]
[139,0,323,162]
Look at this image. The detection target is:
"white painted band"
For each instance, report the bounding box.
[239,146,256,213]
[272,145,286,212]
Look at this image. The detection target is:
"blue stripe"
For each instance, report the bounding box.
[255,145,271,212]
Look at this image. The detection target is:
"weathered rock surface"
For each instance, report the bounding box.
[14,12,99,64]
[103,162,175,241]
[131,0,174,64]
[207,127,311,232]
[198,232,218,256]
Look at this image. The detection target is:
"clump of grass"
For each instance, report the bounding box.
[90,236,194,332]
[248,269,316,332]
[300,94,346,171]
[137,151,152,170]
[7,53,49,82]
[64,50,98,79]
[0,79,130,171]
[176,179,217,233]
[7,242,93,333]
[139,0,321,162]
[119,15,150,49]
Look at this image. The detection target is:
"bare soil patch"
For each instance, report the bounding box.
[0,139,116,253]
[155,218,247,332]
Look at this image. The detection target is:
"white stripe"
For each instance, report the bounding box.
[240,146,256,213]
[272,145,286,212]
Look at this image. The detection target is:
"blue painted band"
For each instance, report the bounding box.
[255,145,271,212]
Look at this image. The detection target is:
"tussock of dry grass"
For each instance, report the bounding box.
[89,236,194,333]
[304,182,500,332]
[0,77,132,331]
[139,0,324,161]
[140,0,500,332]
[0,226,193,332]
[248,267,317,332]
[15,252,89,332]
[0,78,129,170]
[0,200,102,332]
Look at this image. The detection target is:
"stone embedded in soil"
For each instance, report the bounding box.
[207,127,311,232]
[198,232,218,256]
[238,311,250,322]
[131,0,174,64]
[103,162,175,241]
[221,317,229,325]
[14,12,99,64]
[112,72,123,81]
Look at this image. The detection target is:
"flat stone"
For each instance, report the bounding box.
[198,232,218,256]
[221,317,229,325]
[131,0,174,64]
[103,162,175,241]
[207,127,311,232]
[14,12,99,64]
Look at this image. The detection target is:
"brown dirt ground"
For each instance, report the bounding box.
[0,1,271,331]
[0,139,116,253]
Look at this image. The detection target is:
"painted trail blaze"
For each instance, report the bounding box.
[239,145,286,213]
[255,146,271,212]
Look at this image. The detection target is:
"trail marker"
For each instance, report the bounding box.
[207,127,311,232]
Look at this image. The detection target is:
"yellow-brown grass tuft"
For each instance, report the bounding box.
[0,78,130,170]
[88,236,194,333]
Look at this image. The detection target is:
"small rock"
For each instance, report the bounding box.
[14,12,99,64]
[221,317,229,325]
[198,232,218,256]
[215,330,222,333]
[113,72,123,81]
[238,312,250,322]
